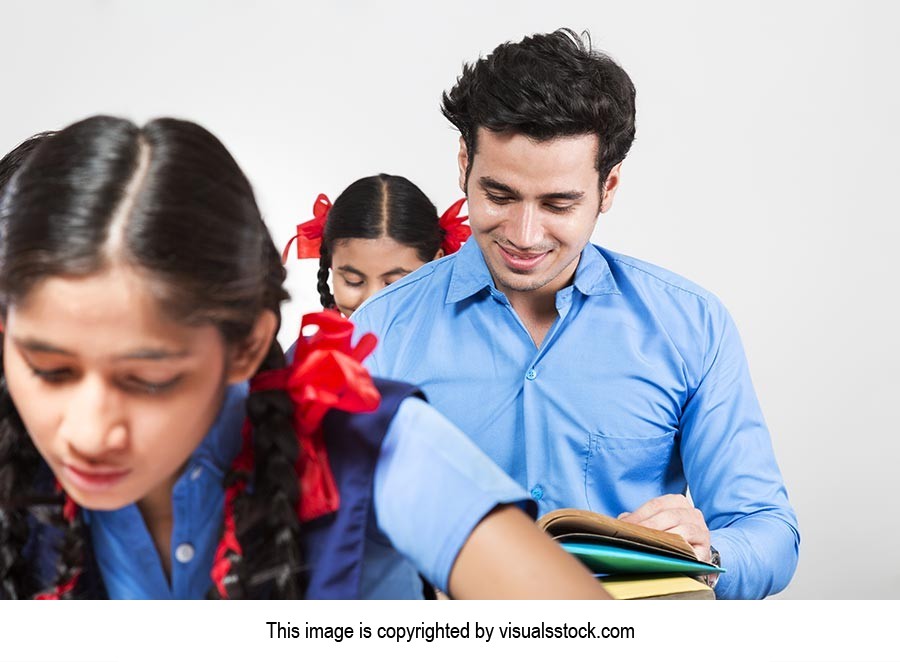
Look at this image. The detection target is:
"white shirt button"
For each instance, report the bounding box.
[175,543,195,563]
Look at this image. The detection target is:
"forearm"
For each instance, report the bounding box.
[448,505,610,600]
[710,514,800,599]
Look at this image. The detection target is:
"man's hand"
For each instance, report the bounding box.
[618,494,711,563]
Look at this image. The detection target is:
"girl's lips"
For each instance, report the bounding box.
[497,244,549,271]
[62,463,131,492]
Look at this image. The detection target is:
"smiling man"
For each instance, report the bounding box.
[352,29,799,599]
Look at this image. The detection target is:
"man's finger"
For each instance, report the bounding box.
[621,494,689,522]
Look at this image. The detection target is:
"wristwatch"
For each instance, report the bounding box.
[705,545,721,589]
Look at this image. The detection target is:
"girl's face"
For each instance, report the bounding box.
[330,236,440,317]
[3,265,248,512]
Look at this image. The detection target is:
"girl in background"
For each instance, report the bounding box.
[0,116,606,600]
[283,174,469,317]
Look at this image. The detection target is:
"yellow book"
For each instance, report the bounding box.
[599,573,714,600]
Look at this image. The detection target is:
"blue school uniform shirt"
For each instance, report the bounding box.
[351,239,800,600]
[81,382,529,599]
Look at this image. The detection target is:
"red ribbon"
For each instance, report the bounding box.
[282,193,332,262]
[210,310,380,597]
[252,310,380,522]
[438,198,471,255]
[210,426,253,597]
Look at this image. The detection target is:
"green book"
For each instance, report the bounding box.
[560,540,723,576]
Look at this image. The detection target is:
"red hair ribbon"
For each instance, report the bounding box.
[210,424,254,597]
[281,193,332,263]
[34,489,81,599]
[438,198,471,255]
[210,310,381,597]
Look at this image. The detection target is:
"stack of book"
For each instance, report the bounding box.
[537,508,724,600]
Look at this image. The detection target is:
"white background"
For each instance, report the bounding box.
[2,0,898,600]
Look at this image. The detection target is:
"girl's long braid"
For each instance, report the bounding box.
[316,248,335,310]
[0,357,40,599]
[0,340,83,599]
[43,500,84,599]
[244,340,305,597]
[214,237,306,599]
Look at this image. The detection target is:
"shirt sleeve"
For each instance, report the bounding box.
[680,298,800,599]
[350,303,382,376]
[371,397,534,593]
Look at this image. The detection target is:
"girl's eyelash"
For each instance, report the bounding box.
[30,365,181,395]
[125,376,182,395]
[344,280,364,288]
[30,367,72,383]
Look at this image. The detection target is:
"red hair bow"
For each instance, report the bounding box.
[211,310,380,597]
[438,198,471,255]
[281,193,332,262]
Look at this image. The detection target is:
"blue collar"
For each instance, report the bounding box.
[446,240,620,304]
[189,382,248,474]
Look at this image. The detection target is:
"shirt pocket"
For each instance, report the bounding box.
[584,430,678,513]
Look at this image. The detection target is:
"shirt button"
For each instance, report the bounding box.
[530,485,544,501]
[190,466,203,480]
[525,368,537,380]
[175,543,195,563]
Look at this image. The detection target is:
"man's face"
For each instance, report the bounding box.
[459,129,620,299]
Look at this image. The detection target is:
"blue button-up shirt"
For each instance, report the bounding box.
[83,382,529,598]
[352,239,800,599]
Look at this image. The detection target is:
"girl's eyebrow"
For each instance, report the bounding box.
[13,336,190,361]
[114,349,190,361]
[380,267,411,278]
[335,265,365,277]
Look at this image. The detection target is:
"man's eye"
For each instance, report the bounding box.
[486,193,513,205]
[545,203,574,213]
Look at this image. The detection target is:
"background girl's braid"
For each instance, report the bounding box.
[316,248,335,309]
[0,345,42,599]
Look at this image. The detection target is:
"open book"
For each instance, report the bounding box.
[537,508,723,599]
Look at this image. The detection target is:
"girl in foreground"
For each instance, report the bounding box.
[283,174,470,317]
[0,116,607,599]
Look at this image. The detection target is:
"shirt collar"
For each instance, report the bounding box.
[572,243,621,297]
[446,239,494,304]
[189,381,249,473]
[446,240,620,304]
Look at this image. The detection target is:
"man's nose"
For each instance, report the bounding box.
[58,376,129,459]
[505,204,544,250]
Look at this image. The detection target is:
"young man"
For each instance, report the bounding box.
[352,29,799,599]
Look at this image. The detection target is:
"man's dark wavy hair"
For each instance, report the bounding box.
[441,28,636,192]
